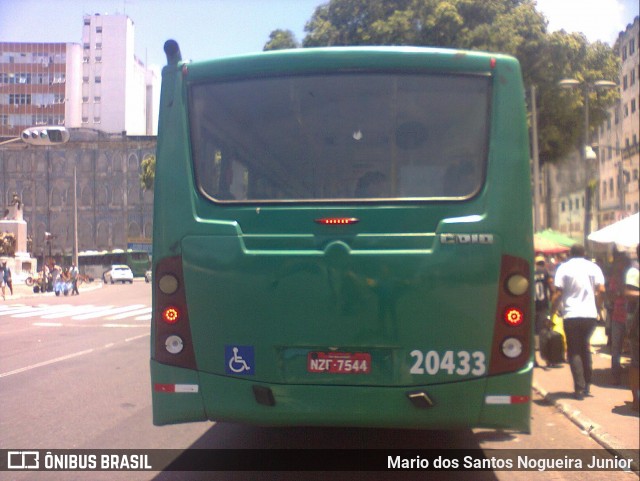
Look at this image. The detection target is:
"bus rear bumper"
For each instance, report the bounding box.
[151,360,531,431]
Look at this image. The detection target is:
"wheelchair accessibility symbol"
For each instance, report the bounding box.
[225,345,254,375]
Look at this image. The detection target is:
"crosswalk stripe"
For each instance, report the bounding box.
[10,304,74,318]
[1,303,151,324]
[71,304,145,320]
[41,305,100,319]
[105,307,151,320]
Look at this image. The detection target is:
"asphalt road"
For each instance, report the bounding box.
[0,283,636,480]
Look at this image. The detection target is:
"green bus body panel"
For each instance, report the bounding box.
[152,47,533,430]
[151,360,530,432]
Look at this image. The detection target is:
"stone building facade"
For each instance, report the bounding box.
[0,128,154,260]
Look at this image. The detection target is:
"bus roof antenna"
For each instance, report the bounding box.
[164,40,182,65]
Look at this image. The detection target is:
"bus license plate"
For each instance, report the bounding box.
[307,352,371,374]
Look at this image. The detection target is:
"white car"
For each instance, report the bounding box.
[103,265,134,284]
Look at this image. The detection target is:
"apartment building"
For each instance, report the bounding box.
[597,16,640,226]
[81,14,157,135]
[0,42,82,138]
[0,13,157,139]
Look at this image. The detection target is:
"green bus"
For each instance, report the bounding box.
[57,249,150,279]
[151,41,534,432]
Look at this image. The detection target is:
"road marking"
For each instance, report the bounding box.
[102,323,147,328]
[0,333,150,379]
[1,303,151,326]
[41,305,100,319]
[71,304,145,320]
[0,348,95,378]
[105,307,151,320]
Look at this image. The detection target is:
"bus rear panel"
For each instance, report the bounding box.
[151,44,534,432]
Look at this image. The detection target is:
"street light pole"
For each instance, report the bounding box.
[558,78,616,246]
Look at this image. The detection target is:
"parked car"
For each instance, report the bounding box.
[103,264,134,284]
[144,269,152,283]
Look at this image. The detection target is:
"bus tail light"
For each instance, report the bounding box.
[162,306,180,324]
[489,255,531,375]
[503,307,524,326]
[152,256,197,370]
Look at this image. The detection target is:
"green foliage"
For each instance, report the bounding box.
[264,29,300,50]
[140,154,156,191]
[265,0,619,164]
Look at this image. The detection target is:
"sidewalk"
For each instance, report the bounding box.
[533,324,639,470]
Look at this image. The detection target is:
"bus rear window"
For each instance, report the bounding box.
[189,72,491,202]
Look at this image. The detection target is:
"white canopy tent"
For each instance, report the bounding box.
[588,213,639,247]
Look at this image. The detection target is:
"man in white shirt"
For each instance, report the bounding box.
[551,244,605,400]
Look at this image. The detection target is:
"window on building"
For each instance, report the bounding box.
[631,39,636,55]
[623,75,628,90]
[95,76,101,83]
[632,98,637,114]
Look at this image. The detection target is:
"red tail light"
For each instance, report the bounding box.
[153,256,197,370]
[315,217,359,225]
[503,307,524,326]
[162,306,180,324]
[489,255,531,375]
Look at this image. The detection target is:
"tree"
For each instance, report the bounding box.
[264,29,300,51]
[140,154,156,191]
[268,0,619,164]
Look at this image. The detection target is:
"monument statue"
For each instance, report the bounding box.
[0,191,35,278]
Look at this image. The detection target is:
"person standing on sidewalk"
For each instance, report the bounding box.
[625,244,639,411]
[608,248,631,385]
[0,261,7,300]
[534,255,554,366]
[70,263,80,296]
[550,244,605,400]
[2,260,12,296]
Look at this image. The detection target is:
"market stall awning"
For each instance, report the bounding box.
[535,229,578,247]
[534,234,570,254]
[588,213,639,247]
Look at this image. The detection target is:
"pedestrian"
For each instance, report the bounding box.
[3,260,12,296]
[607,247,631,385]
[550,244,605,400]
[625,244,639,411]
[70,263,79,296]
[534,255,553,365]
[0,260,7,300]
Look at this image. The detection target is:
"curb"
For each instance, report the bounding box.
[533,381,639,473]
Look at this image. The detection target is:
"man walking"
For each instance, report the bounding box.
[70,263,80,296]
[550,244,605,400]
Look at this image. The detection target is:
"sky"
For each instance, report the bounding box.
[0,0,639,72]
